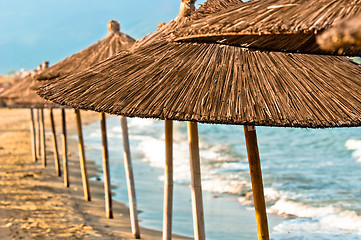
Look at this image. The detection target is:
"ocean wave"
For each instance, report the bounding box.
[238,187,282,206]
[236,186,361,235]
[271,198,361,234]
[202,178,248,194]
[345,139,361,162]
[345,139,361,150]
[131,123,251,194]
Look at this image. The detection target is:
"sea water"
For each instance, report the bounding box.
[80,116,361,240]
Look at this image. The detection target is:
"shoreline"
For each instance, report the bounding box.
[82,115,286,240]
[0,108,190,239]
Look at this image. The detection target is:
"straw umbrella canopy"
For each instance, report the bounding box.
[0,73,39,162]
[0,74,33,104]
[37,1,361,240]
[35,20,140,235]
[34,0,361,130]
[0,62,61,173]
[0,71,55,108]
[317,13,361,53]
[172,0,361,56]
[0,69,45,164]
[37,39,361,128]
[36,20,135,81]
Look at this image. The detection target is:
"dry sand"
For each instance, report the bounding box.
[0,108,190,240]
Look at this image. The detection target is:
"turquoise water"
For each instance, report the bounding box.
[81,116,361,239]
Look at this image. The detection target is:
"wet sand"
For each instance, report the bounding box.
[0,108,190,239]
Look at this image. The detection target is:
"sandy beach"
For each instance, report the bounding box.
[0,108,190,239]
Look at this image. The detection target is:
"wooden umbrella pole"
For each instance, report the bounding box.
[163,120,173,240]
[61,108,69,187]
[120,116,140,239]
[100,112,113,219]
[40,108,46,167]
[74,109,91,201]
[187,121,205,240]
[37,108,41,159]
[30,108,37,162]
[243,125,269,240]
[50,108,61,176]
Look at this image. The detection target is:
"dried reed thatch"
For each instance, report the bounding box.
[0,74,55,108]
[0,75,33,100]
[191,0,241,20]
[317,14,361,53]
[134,0,242,49]
[173,0,361,56]
[36,20,136,81]
[37,0,361,128]
[38,39,361,128]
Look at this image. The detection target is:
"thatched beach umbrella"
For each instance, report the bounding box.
[172,0,361,56]
[36,20,139,232]
[169,1,361,238]
[317,13,361,53]
[37,1,361,240]
[0,62,61,177]
[169,2,361,238]
[39,2,241,239]
[0,72,40,163]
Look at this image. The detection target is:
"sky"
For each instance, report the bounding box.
[0,0,206,75]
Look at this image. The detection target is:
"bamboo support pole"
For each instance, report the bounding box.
[120,116,140,239]
[30,108,37,162]
[243,125,269,240]
[37,108,41,159]
[50,108,61,177]
[100,112,113,219]
[61,108,69,187]
[40,108,46,167]
[74,109,91,201]
[187,122,205,240]
[163,120,173,240]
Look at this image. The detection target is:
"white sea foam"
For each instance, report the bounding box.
[214,161,249,172]
[271,198,361,235]
[202,178,247,194]
[236,187,361,236]
[238,187,282,206]
[89,130,100,138]
[345,139,361,162]
[110,126,122,133]
[271,198,335,218]
[272,220,361,240]
[126,118,157,128]
[345,139,361,150]
[264,188,282,204]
